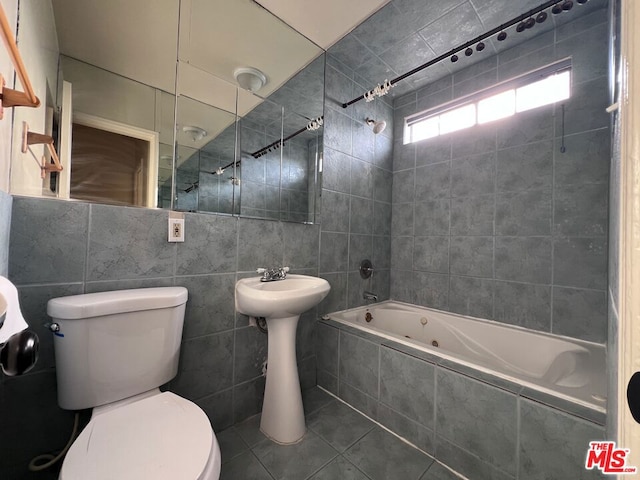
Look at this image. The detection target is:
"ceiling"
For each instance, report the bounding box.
[51,0,607,104]
[51,0,390,98]
[51,0,390,149]
[51,0,606,149]
[254,0,390,50]
[327,0,608,98]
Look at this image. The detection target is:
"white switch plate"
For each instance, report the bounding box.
[168,218,185,242]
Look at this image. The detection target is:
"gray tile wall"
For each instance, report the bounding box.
[390,9,610,344]
[0,196,320,475]
[319,321,605,480]
[0,189,11,277]
[318,54,394,315]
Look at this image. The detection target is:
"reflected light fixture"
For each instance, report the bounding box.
[233,67,267,92]
[182,126,207,142]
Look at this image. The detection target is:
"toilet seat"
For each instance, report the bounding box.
[60,392,220,480]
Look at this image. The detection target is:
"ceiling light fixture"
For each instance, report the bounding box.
[233,67,267,92]
[182,126,207,142]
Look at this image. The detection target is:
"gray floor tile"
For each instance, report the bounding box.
[307,401,376,452]
[303,387,336,416]
[221,450,274,480]
[218,427,249,464]
[345,428,433,480]
[235,414,268,447]
[252,430,339,480]
[309,456,371,480]
[420,461,464,480]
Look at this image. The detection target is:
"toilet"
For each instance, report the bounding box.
[47,287,221,480]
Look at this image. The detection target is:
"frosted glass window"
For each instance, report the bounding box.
[516,70,571,112]
[478,89,516,124]
[404,62,571,145]
[440,104,476,134]
[411,116,439,142]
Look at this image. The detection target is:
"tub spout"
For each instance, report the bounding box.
[363,291,378,302]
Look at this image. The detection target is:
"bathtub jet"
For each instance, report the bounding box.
[324,300,606,412]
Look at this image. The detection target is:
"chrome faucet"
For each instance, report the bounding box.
[363,291,378,302]
[257,267,290,282]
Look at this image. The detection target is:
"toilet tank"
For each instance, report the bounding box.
[47,287,188,410]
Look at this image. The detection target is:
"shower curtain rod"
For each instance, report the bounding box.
[250,115,323,159]
[341,0,563,109]
[207,114,324,177]
[211,123,319,176]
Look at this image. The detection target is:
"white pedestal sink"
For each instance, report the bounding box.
[235,274,330,444]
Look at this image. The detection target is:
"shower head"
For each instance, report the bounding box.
[366,118,387,135]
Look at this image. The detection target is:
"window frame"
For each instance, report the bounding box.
[404,58,572,144]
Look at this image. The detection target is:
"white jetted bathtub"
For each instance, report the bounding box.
[325,301,606,413]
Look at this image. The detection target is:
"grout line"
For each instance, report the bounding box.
[316,385,436,460]
[550,100,558,336]
[515,396,522,480]
[82,204,92,292]
[301,452,340,480]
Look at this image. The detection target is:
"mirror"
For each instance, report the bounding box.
[173,95,238,214]
[57,55,176,208]
[174,55,325,222]
[173,0,325,222]
[8,0,325,223]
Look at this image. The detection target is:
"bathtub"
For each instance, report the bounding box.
[324,301,606,414]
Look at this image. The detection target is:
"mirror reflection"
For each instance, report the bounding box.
[173,96,238,213]
[58,56,176,208]
[9,0,325,224]
[173,55,325,222]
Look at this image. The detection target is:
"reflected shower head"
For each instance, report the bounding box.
[366,118,387,135]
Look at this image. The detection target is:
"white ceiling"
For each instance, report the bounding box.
[52,0,390,101]
[52,0,179,94]
[254,0,390,50]
[51,0,389,148]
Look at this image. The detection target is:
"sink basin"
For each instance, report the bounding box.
[234,273,330,444]
[235,274,330,319]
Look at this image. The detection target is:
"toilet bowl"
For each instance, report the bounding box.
[60,390,220,480]
[47,287,221,480]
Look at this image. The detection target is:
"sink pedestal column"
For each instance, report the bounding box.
[260,314,305,444]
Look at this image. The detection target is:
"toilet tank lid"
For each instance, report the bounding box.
[47,287,188,320]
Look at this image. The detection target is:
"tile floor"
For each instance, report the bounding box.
[218,387,463,480]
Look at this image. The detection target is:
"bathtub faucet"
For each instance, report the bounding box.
[363,291,378,302]
[257,267,290,282]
